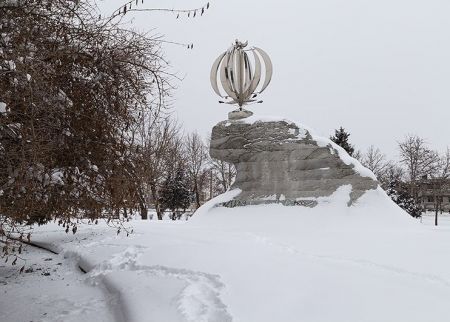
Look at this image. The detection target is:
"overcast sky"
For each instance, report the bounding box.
[100,0,450,160]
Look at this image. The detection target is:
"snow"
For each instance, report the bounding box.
[314,135,376,179]
[6,60,16,70]
[239,114,291,125]
[0,242,115,322]
[193,188,241,217]
[5,185,450,322]
[0,102,6,113]
[51,170,64,185]
[260,194,277,201]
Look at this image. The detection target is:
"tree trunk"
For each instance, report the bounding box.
[194,181,200,209]
[434,186,438,226]
[209,170,213,200]
[140,204,148,220]
[435,207,438,226]
[156,205,163,220]
[136,185,148,220]
[221,175,227,193]
[150,183,163,220]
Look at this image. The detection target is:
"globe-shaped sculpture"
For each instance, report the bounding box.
[210,40,273,108]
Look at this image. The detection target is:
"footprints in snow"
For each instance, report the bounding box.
[87,246,232,322]
[247,233,450,288]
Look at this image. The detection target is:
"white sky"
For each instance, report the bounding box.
[100,0,450,160]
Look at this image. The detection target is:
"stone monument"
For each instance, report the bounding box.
[210,41,378,207]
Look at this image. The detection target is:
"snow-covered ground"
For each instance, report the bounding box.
[0,239,115,322]
[3,186,450,322]
[420,212,450,227]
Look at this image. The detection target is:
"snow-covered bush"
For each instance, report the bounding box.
[0,0,170,259]
[385,180,422,218]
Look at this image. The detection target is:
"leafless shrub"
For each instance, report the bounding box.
[398,135,440,196]
[0,0,171,260]
[184,132,208,209]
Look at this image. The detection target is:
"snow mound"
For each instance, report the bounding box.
[194,184,414,229]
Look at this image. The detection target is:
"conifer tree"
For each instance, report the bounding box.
[330,127,355,156]
[385,180,422,218]
[159,167,191,219]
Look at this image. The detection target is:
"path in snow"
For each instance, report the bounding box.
[27,226,233,322]
[0,242,117,322]
[86,246,231,322]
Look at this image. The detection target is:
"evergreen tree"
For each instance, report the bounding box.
[385,180,422,218]
[330,127,355,156]
[159,168,191,220]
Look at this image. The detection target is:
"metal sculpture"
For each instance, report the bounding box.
[210,40,273,109]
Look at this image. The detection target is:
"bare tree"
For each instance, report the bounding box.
[0,0,170,261]
[360,145,388,180]
[133,117,183,220]
[352,150,362,162]
[428,148,450,225]
[380,161,404,186]
[210,158,236,194]
[184,132,207,209]
[398,135,440,198]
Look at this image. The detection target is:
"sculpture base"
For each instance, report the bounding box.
[210,118,379,206]
[228,109,253,120]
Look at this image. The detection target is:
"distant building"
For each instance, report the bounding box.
[418,177,450,213]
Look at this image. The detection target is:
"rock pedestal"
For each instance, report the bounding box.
[210,117,378,207]
[228,109,253,120]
